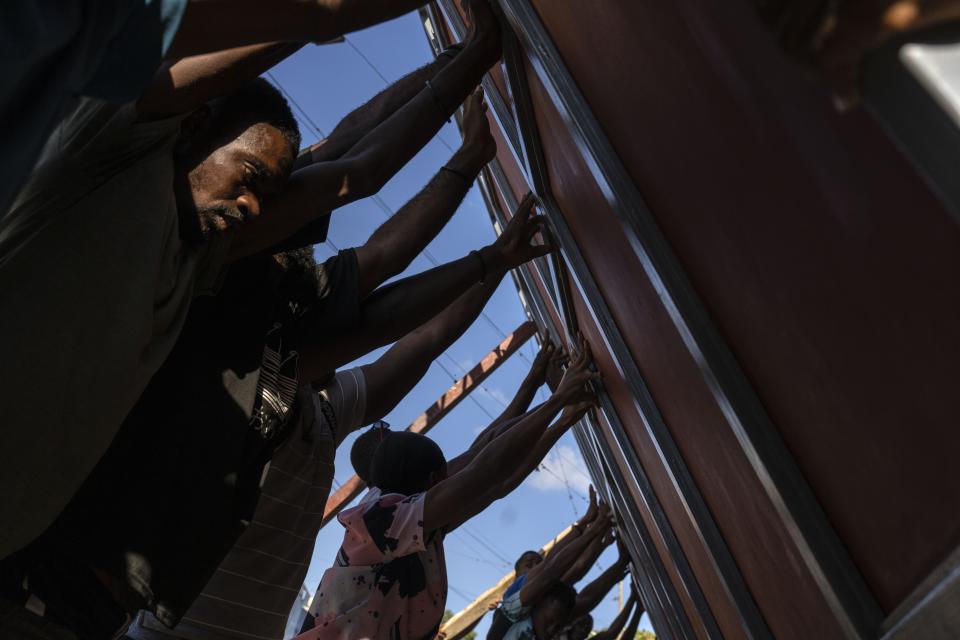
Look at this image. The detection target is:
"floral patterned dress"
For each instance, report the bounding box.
[299,492,447,640]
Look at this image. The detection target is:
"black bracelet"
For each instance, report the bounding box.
[425,79,452,123]
[470,249,487,284]
[441,165,473,186]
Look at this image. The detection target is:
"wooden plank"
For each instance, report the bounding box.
[319,321,538,527]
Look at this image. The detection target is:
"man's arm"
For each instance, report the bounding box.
[421,346,599,534]
[518,512,611,607]
[572,550,631,618]
[137,42,304,120]
[227,2,501,259]
[487,337,554,429]
[354,89,495,298]
[167,0,437,60]
[299,191,550,381]
[444,340,596,513]
[139,38,458,147]
[562,528,614,586]
[445,335,558,475]
[590,591,638,640]
[297,48,463,169]
[273,52,461,253]
[483,397,594,512]
[358,275,503,426]
[540,486,599,560]
[445,410,530,477]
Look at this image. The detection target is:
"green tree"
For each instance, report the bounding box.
[634,630,656,640]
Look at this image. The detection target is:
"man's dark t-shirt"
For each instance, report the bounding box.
[1,245,358,637]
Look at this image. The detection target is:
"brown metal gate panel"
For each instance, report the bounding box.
[525,0,960,613]
[424,0,960,637]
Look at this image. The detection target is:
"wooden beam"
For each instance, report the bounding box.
[320,321,538,527]
[439,525,574,639]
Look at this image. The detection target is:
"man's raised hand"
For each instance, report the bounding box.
[545,341,569,391]
[529,336,556,383]
[461,88,497,169]
[554,337,600,406]
[573,485,599,535]
[486,192,553,271]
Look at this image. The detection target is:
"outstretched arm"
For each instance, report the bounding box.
[142,33,453,124]
[148,1,466,121]
[358,275,503,428]
[167,0,436,60]
[572,549,631,618]
[590,591,638,640]
[518,511,612,607]
[444,409,532,477]
[137,42,304,121]
[137,39,468,259]
[275,52,461,253]
[228,2,501,259]
[482,396,594,514]
[354,89,495,298]
[445,336,559,475]
[297,48,462,169]
[299,196,550,382]
[444,340,597,514]
[542,486,599,560]
[422,345,599,534]
[562,528,614,586]
[487,336,556,429]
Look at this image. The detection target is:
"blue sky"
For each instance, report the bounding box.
[266,11,653,637]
